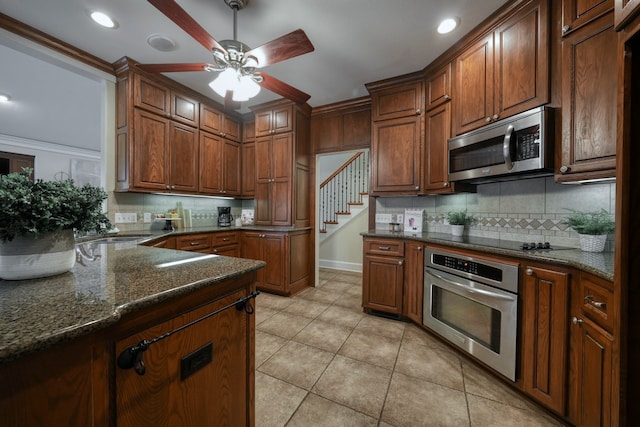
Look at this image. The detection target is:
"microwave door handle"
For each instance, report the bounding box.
[503,124,515,171]
[427,270,516,301]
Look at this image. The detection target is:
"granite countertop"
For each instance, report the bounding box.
[362,230,614,282]
[0,241,265,363]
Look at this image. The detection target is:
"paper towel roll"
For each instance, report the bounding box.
[183,208,192,228]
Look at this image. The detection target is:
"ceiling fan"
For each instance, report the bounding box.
[137,0,315,108]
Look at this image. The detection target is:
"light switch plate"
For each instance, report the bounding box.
[143,213,152,223]
[375,213,392,223]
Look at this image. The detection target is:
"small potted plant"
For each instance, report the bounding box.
[562,208,615,252]
[0,168,111,280]
[446,209,477,236]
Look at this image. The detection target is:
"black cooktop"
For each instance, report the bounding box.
[427,233,573,253]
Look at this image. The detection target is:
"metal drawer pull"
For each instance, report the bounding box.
[585,295,606,309]
[190,241,200,246]
[117,291,260,376]
[572,317,583,325]
[378,246,390,250]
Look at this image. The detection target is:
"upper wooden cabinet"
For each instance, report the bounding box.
[615,0,640,28]
[250,99,310,227]
[199,131,241,197]
[562,0,613,35]
[558,11,617,182]
[426,63,452,110]
[254,103,293,137]
[134,73,170,116]
[241,118,256,198]
[311,97,371,154]
[423,102,457,194]
[369,80,423,121]
[199,104,241,142]
[452,0,550,135]
[171,92,199,127]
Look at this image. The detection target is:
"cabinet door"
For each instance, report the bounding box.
[223,139,241,196]
[563,0,613,34]
[453,33,494,135]
[342,107,372,149]
[134,74,170,115]
[615,0,640,28]
[254,182,271,226]
[403,241,424,323]
[371,81,423,121]
[255,136,271,182]
[520,265,570,414]
[559,12,617,181]
[171,92,199,127]
[423,102,454,193]
[222,115,241,142]
[241,232,265,286]
[311,113,342,153]
[426,63,452,110]
[115,291,249,427]
[371,115,422,194]
[169,122,198,192]
[262,234,287,293]
[133,109,170,190]
[241,142,256,197]
[199,131,223,194]
[569,318,613,427]
[363,254,404,314]
[199,104,223,135]
[254,106,293,137]
[494,0,549,120]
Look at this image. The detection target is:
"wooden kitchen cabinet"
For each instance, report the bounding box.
[251,99,310,227]
[558,11,617,182]
[211,231,240,257]
[311,97,371,154]
[562,0,613,35]
[369,80,423,121]
[519,263,571,415]
[199,131,241,197]
[241,118,256,198]
[114,285,254,427]
[129,109,198,193]
[133,73,170,116]
[171,92,199,127]
[241,230,310,296]
[370,115,422,194]
[615,0,640,28]
[362,238,405,315]
[199,103,241,142]
[426,63,452,110]
[452,0,550,135]
[423,102,456,193]
[0,151,34,177]
[254,103,293,137]
[403,240,424,323]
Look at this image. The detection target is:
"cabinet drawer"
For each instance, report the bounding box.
[364,238,405,256]
[212,231,239,247]
[579,272,614,332]
[176,234,211,251]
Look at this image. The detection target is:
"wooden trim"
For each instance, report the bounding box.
[311,96,371,116]
[0,12,113,76]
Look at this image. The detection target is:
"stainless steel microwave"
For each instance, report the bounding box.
[448,106,554,183]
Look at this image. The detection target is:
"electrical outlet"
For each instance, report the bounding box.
[375,214,392,223]
[114,213,137,223]
[143,213,152,223]
[396,214,403,224]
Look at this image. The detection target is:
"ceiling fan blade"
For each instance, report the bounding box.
[147,0,227,54]
[257,72,311,104]
[136,63,215,73]
[246,29,314,68]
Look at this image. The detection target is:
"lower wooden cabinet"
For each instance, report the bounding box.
[362,238,405,315]
[519,263,571,415]
[115,289,250,426]
[403,241,424,323]
[241,230,310,296]
[211,231,240,257]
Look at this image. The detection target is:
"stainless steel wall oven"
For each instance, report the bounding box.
[423,247,519,380]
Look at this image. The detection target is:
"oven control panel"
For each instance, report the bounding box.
[432,254,503,282]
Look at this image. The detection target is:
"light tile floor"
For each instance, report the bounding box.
[255,268,567,427]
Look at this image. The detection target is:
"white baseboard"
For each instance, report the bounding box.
[318,259,362,273]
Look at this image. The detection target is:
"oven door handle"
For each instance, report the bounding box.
[427,270,516,301]
[503,124,515,171]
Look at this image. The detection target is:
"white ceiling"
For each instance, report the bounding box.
[0,0,507,112]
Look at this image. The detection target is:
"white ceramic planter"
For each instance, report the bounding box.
[451,224,465,236]
[0,229,76,280]
[578,233,607,253]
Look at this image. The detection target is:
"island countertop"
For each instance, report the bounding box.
[0,241,265,363]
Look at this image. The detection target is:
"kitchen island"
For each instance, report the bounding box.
[0,240,265,426]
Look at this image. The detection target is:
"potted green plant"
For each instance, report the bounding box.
[562,208,615,252]
[0,168,111,280]
[446,209,477,236]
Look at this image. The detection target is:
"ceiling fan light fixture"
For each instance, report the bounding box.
[209,68,237,97]
[233,75,261,101]
[437,17,460,34]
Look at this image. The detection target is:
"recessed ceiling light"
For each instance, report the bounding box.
[0,94,11,103]
[90,11,118,29]
[437,17,460,34]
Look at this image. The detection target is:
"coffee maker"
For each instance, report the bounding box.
[217,206,233,227]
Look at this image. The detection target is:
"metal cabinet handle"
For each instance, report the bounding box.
[222,238,230,242]
[585,295,606,309]
[486,117,492,123]
[560,165,570,173]
[190,241,200,246]
[493,114,499,120]
[562,25,570,33]
[415,185,419,190]
[572,317,583,325]
[212,249,217,253]
[444,94,450,100]
[443,182,449,187]
[416,246,422,251]
[398,260,404,266]
[378,246,390,251]
[526,268,533,276]
[416,109,421,115]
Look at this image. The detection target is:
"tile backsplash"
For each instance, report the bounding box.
[376,176,616,251]
[107,192,254,232]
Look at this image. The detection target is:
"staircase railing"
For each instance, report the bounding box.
[319,151,369,233]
